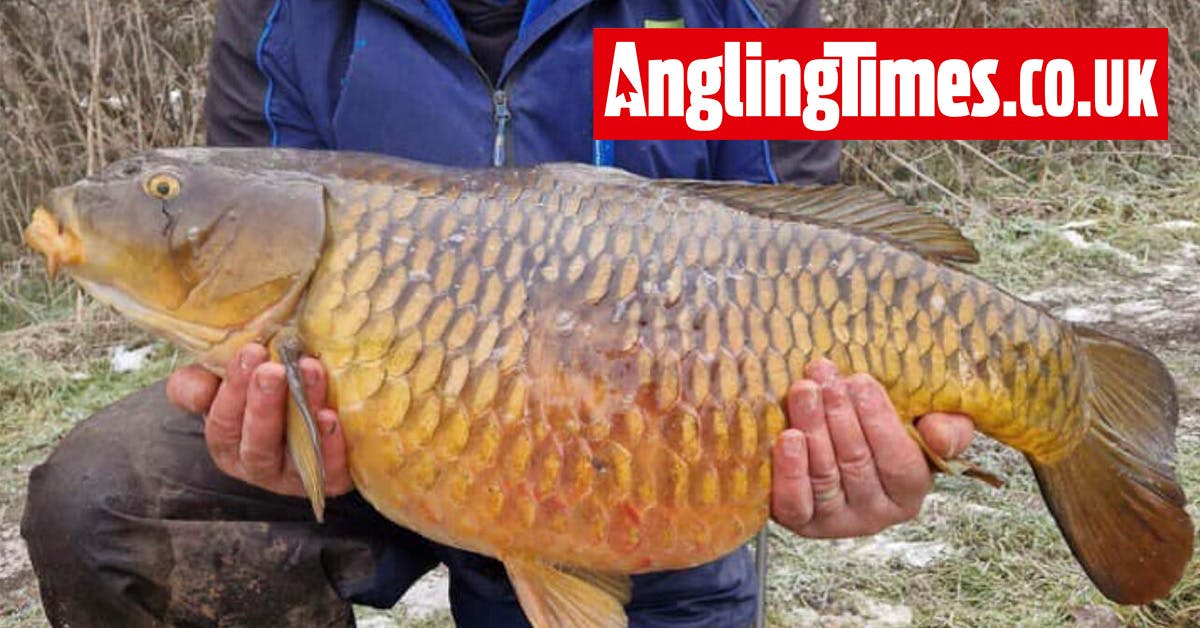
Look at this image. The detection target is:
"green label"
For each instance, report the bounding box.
[643,17,685,29]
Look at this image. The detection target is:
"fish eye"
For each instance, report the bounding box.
[144,173,181,200]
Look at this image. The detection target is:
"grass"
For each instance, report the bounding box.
[0,314,178,628]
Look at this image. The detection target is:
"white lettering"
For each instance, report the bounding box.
[604,42,646,117]
[765,59,801,117]
[686,55,723,131]
[937,59,972,117]
[1094,59,1123,117]
[1128,59,1157,116]
[745,42,763,117]
[724,42,743,117]
[647,59,684,116]
[1019,59,1044,117]
[824,42,876,117]
[971,59,999,117]
[1044,59,1074,117]
[879,59,935,116]
[804,58,840,131]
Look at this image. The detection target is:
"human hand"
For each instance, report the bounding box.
[165,344,354,497]
[770,359,974,538]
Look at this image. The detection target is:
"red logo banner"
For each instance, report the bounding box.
[593,28,1168,140]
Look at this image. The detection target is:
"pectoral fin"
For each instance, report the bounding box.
[270,333,326,522]
[504,558,631,628]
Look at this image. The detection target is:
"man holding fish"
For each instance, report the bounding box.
[20,1,979,626]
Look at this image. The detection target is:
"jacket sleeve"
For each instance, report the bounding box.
[711,0,841,185]
[204,0,325,148]
[766,0,841,184]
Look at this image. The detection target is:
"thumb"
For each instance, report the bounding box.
[915,412,975,459]
[166,365,220,414]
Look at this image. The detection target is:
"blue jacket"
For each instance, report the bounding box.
[203,1,838,625]
[206,0,840,184]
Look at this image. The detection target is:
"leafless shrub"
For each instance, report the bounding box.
[0,0,213,245]
[823,0,1200,211]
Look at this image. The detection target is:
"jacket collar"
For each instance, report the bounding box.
[366,0,598,84]
[502,0,594,83]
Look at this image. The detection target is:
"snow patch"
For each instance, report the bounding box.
[355,616,398,628]
[0,524,30,582]
[397,565,451,618]
[1059,306,1110,324]
[1156,220,1198,231]
[847,535,953,568]
[861,599,914,627]
[1025,238,1200,345]
[925,493,1001,517]
[110,344,154,373]
[1056,229,1137,263]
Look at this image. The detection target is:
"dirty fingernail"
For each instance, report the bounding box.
[238,347,262,374]
[801,386,820,413]
[781,431,805,460]
[850,379,874,408]
[256,369,281,394]
[945,430,959,457]
[320,410,338,435]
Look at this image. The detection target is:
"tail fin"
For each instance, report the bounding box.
[1029,326,1193,604]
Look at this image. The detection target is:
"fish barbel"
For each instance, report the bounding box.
[24,148,1193,625]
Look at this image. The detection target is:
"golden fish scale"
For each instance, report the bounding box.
[296,164,1087,573]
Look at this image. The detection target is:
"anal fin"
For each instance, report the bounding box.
[905,423,1005,488]
[504,557,631,628]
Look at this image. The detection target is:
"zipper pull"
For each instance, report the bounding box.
[492,90,510,167]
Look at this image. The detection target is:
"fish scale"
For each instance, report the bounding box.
[288,159,1086,574]
[30,148,1191,620]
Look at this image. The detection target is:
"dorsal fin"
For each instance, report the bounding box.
[661,180,980,263]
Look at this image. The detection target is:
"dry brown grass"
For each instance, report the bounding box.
[825,0,1200,213]
[1,0,1196,251]
[0,0,213,246]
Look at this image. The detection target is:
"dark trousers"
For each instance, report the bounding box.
[21,382,757,627]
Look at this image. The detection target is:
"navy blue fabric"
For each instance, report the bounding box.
[338,535,756,627]
[256,0,785,180]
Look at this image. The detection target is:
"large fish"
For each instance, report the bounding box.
[24,148,1193,624]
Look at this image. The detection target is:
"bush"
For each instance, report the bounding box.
[0,0,213,247]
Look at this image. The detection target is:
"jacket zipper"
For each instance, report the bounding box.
[492,90,511,167]
[364,3,519,167]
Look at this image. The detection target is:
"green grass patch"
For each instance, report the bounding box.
[0,333,178,627]
[0,259,78,333]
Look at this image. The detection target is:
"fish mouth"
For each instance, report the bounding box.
[72,276,227,353]
[24,207,83,281]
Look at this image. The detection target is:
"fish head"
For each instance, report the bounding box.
[24,148,327,364]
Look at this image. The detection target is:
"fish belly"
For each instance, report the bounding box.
[298,170,1088,573]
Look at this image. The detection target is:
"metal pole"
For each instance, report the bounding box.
[753,525,769,628]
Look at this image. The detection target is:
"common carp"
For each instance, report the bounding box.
[24,148,1193,624]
